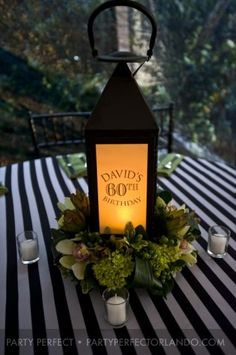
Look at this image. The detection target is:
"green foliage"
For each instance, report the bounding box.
[81,263,99,294]
[0,182,8,196]
[131,256,162,291]
[93,250,135,290]
[51,190,199,297]
[141,243,181,280]
[57,190,90,233]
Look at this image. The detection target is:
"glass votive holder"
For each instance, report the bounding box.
[17,230,40,264]
[207,225,230,258]
[102,288,129,327]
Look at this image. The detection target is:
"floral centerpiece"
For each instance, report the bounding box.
[51,190,200,297]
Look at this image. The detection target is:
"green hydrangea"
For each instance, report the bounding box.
[93,250,134,290]
[143,242,180,278]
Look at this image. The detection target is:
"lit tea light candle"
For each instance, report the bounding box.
[20,239,38,261]
[210,234,227,255]
[106,294,126,326]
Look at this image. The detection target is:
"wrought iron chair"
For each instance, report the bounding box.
[28,111,91,157]
[28,105,174,157]
[152,102,174,153]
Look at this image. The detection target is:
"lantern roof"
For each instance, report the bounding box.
[86,63,158,131]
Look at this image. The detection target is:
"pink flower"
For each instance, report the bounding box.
[179,239,195,254]
[72,243,90,261]
[180,239,188,250]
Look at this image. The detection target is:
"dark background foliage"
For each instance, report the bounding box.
[0,0,235,165]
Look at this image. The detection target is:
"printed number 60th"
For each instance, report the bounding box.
[106,183,127,196]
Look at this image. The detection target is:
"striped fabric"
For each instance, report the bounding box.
[0,156,235,355]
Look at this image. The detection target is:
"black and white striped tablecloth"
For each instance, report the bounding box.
[0,156,235,355]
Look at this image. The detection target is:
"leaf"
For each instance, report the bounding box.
[124,222,135,239]
[51,228,68,243]
[80,263,99,294]
[60,209,86,233]
[80,278,97,294]
[0,184,8,195]
[180,253,197,266]
[57,197,75,212]
[131,257,162,290]
[150,278,174,298]
[162,278,174,297]
[70,190,90,217]
[177,225,190,239]
[158,190,172,204]
[172,259,186,268]
[135,225,148,240]
[187,212,201,237]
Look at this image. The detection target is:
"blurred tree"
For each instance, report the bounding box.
[142,0,236,164]
[0,0,112,162]
[0,0,235,164]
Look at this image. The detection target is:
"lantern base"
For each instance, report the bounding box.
[97,51,147,63]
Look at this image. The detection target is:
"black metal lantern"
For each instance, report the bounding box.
[85,0,158,235]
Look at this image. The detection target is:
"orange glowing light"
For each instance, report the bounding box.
[96,143,148,234]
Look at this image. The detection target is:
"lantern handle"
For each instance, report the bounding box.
[88,0,157,62]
